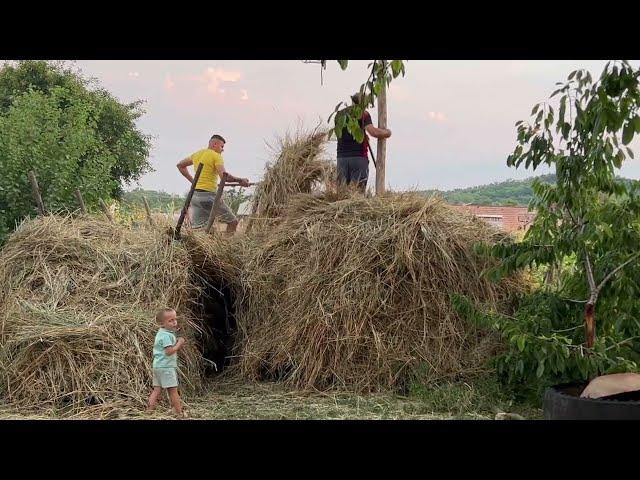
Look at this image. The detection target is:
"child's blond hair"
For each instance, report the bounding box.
[156,308,175,324]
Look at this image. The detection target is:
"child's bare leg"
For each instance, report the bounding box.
[148,387,162,411]
[167,387,183,416]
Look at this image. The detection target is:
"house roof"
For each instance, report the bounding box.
[448,204,536,233]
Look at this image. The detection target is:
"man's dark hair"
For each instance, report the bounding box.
[210,134,226,143]
[350,92,364,105]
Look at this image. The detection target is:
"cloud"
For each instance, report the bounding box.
[128,71,140,78]
[164,75,175,90]
[427,111,446,123]
[196,67,242,95]
[389,83,410,102]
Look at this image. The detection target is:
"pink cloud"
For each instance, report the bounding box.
[428,111,446,123]
[389,83,410,102]
[193,67,242,95]
[164,75,175,90]
[164,67,246,104]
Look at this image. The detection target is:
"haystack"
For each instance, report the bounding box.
[0,215,207,412]
[235,192,526,392]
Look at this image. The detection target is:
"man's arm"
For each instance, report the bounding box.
[176,157,194,184]
[215,164,249,187]
[365,124,392,139]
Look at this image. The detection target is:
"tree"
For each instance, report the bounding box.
[493,60,640,348]
[0,61,151,197]
[326,60,406,143]
[0,61,152,241]
[223,187,251,215]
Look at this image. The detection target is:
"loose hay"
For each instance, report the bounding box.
[246,126,334,231]
[234,192,526,392]
[0,215,204,412]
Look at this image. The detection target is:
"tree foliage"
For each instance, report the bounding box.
[0,61,152,242]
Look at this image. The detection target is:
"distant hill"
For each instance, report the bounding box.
[424,174,640,206]
[122,188,185,213]
[424,174,557,206]
[124,173,638,212]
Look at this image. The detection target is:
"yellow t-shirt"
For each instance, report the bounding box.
[191,149,224,192]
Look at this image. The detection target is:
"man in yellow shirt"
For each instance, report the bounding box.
[176,134,249,235]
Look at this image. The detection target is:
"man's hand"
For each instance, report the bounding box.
[239,178,250,187]
[177,157,195,184]
[385,128,392,138]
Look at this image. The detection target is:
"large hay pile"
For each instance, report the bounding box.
[235,192,525,392]
[0,215,204,412]
[0,127,531,414]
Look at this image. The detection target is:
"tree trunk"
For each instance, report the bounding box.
[544,263,555,286]
[585,302,595,348]
[375,64,387,196]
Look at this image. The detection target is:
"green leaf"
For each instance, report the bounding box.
[634,115,640,132]
[337,60,349,70]
[536,360,545,378]
[622,122,634,145]
[390,60,403,78]
[517,335,526,352]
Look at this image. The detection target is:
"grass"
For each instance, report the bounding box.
[0,375,542,420]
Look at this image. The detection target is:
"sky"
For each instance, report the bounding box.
[74,60,640,196]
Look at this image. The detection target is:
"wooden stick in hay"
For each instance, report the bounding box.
[205,172,228,234]
[174,162,204,239]
[142,196,154,226]
[28,171,46,215]
[74,189,87,214]
[99,199,114,223]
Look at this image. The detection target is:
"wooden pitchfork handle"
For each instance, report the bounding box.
[174,163,204,239]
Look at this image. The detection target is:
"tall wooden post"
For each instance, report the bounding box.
[74,189,87,214]
[375,61,388,196]
[99,199,114,223]
[28,171,46,215]
[142,196,154,226]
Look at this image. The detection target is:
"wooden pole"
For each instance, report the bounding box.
[74,189,87,214]
[205,173,228,234]
[174,163,204,239]
[375,61,388,196]
[28,171,46,215]
[142,196,154,226]
[99,198,114,223]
